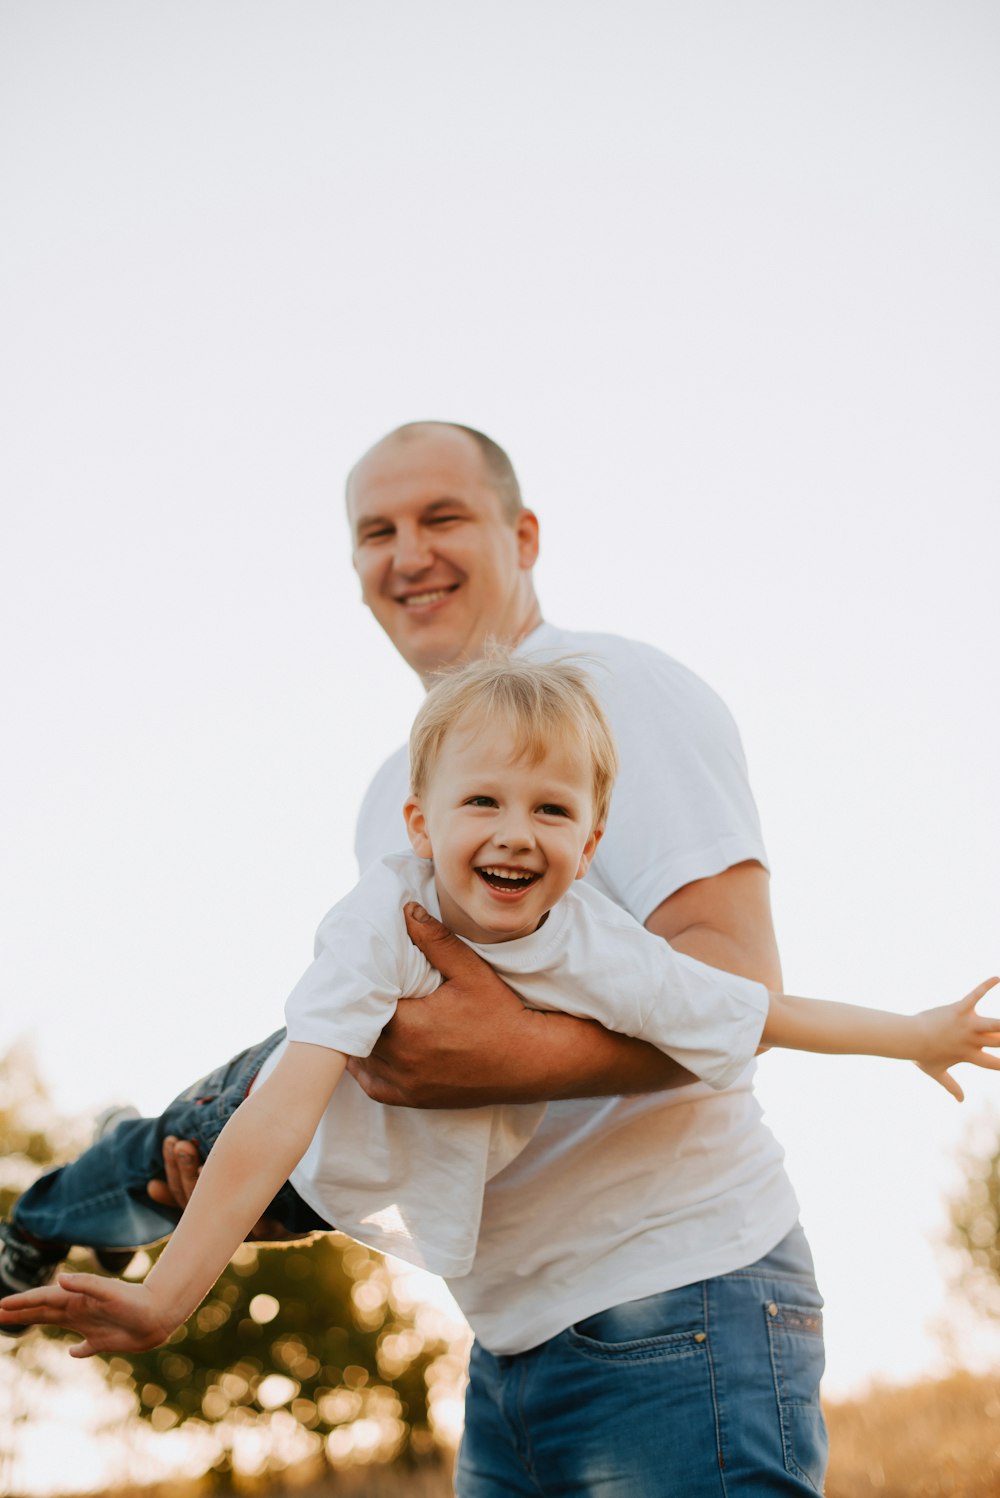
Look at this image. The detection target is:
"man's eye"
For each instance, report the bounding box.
[426,513,464,527]
[359,526,394,543]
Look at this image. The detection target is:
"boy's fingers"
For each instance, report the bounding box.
[964,977,1000,1009]
[58,1271,108,1295]
[402,902,493,980]
[940,1071,964,1102]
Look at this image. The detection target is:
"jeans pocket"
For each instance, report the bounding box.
[765,1300,828,1492]
[567,1283,709,1364]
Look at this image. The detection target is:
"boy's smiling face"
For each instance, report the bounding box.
[404,714,602,945]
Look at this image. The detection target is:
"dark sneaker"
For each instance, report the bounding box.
[91,1104,142,1275]
[0,1220,65,1336]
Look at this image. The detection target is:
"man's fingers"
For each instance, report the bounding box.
[402,902,495,980]
[69,1340,96,1359]
[147,1135,202,1210]
[163,1137,202,1208]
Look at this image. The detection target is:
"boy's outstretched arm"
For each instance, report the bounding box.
[762,977,1000,1101]
[0,1043,345,1354]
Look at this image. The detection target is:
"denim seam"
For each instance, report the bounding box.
[703,1277,730,1495]
[512,1358,544,1495]
[765,1303,824,1493]
[563,1332,709,1365]
[720,1268,818,1285]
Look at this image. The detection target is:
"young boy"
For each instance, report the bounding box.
[1,655,997,1355]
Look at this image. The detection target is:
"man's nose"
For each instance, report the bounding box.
[392,523,434,576]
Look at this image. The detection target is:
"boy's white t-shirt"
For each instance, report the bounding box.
[354,623,801,1353]
[255,849,767,1277]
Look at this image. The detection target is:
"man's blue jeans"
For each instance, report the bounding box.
[456,1224,827,1497]
[12,1032,329,1250]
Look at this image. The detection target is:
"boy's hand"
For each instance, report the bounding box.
[0,1272,172,1356]
[915,977,1000,1101]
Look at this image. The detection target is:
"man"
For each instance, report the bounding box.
[155,421,827,1495]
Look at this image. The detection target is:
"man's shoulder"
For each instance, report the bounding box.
[527,622,736,729]
[355,745,411,871]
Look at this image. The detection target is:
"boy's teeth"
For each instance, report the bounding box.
[479,867,537,886]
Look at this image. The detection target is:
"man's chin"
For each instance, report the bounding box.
[393,625,476,680]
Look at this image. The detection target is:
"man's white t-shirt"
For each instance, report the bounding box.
[354,622,801,1354]
[255,850,767,1277]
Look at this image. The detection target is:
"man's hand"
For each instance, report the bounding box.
[146,1139,302,1242]
[0,1273,170,1356]
[147,1138,202,1213]
[346,902,696,1108]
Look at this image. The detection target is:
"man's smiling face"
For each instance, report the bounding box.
[347,426,540,681]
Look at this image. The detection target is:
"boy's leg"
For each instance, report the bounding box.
[8,1033,290,1255]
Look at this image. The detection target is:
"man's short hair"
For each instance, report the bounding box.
[355,421,524,522]
[409,651,618,828]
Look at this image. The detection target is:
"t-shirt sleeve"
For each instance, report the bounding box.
[550,890,768,1091]
[588,642,768,924]
[633,945,769,1090]
[284,865,432,1058]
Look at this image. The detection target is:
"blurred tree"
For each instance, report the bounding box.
[0,1046,457,1481]
[111,1234,449,1475]
[949,1128,1000,1319]
[0,1039,83,1218]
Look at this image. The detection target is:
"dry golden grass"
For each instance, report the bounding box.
[34,1371,1000,1498]
[824,1369,1000,1497]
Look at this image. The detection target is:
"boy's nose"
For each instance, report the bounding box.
[494,817,535,852]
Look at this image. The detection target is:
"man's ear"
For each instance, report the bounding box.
[515,509,540,570]
[404,797,433,860]
[574,826,603,880]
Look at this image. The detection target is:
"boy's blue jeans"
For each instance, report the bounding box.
[456,1224,827,1497]
[12,1032,330,1250]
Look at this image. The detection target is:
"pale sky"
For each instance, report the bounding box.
[3,0,1000,1433]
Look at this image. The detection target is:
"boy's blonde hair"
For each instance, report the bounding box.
[409,651,619,828]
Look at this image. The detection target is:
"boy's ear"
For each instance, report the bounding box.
[574,827,603,880]
[403,797,433,860]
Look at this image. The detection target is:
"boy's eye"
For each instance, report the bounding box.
[464,795,497,808]
[539,804,570,818]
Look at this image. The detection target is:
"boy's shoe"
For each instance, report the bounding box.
[0,1220,65,1335]
[91,1104,142,1275]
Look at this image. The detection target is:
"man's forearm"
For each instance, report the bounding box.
[349,883,778,1110]
[511,1009,698,1100]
